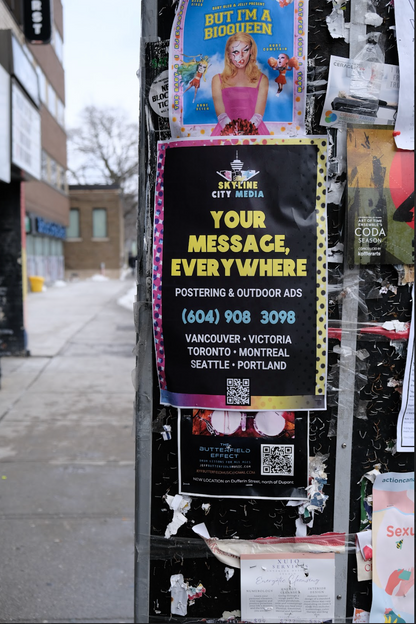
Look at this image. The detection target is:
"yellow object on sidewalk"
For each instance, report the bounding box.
[29,276,45,292]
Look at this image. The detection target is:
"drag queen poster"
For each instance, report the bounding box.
[169,0,307,138]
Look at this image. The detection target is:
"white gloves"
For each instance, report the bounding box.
[218,112,231,128]
[250,113,263,128]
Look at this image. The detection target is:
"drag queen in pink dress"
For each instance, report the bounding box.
[211,33,269,136]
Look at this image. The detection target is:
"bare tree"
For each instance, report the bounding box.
[67,105,138,246]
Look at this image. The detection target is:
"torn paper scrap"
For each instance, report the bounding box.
[353,607,370,622]
[187,583,206,605]
[224,567,235,581]
[326,6,350,41]
[356,546,373,582]
[164,493,192,538]
[162,424,172,440]
[166,493,192,513]
[356,529,373,561]
[165,511,188,539]
[170,574,188,616]
[364,12,383,27]
[220,610,241,621]
[359,466,381,485]
[382,320,409,333]
[295,516,308,537]
[328,242,344,263]
[192,522,210,539]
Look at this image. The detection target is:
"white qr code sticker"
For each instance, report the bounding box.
[261,444,294,476]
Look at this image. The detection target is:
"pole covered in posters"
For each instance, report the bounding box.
[137,1,416,622]
[152,138,327,411]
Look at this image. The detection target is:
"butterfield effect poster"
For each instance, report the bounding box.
[178,409,308,499]
[169,0,307,138]
[152,139,327,410]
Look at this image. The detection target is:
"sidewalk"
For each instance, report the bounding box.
[0,278,137,623]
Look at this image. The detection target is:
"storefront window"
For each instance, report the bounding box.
[34,237,43,255]
[25,215,32,234]
[50,239,58,256]
[43,237,51,256]
[26,234,34,255]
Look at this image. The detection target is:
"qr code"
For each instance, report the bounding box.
[226,378,251,406]
[261,445,294,476]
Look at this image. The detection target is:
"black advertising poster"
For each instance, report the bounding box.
[347,126,414,265]
[178,409,309,499]
[153,138,327,410]
[22,0,52,44]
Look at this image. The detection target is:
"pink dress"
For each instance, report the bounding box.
[211,74,269,136]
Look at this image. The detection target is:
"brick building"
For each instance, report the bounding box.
[64,185,125,280]
[0,0,68,354]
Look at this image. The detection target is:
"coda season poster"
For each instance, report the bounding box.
[169,0,307,138]
[347,126,414,265]
[178,409,309,499]
[152,138,327,411]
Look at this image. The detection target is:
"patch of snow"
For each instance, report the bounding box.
[117,286,136,311]
[89,274,109,282]
[119,267,132,281]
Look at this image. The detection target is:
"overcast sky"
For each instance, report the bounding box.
[63,0,141,129]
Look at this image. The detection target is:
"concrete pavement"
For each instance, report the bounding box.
[0,278,137,623]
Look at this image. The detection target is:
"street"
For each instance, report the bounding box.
[0,278,136,623]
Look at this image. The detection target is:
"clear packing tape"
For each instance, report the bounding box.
[326,316,409,412]
[143,612,364,623]
[142,614,363,623]
[136,530,357,566]
[137,532,367,622]
[328,267,414,319]
[328,319,410,342]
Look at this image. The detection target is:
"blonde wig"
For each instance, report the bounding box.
[221,33,262,87]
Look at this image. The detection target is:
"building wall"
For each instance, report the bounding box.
[39,106,67,165]
[25,179,69,225]
[53,0,64,35]
[24,0,68,222]
[28,17,65,102]
[0,0,69,227]
[64,188,125,277]
[0,1,22,40]
[0,0,69,339]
